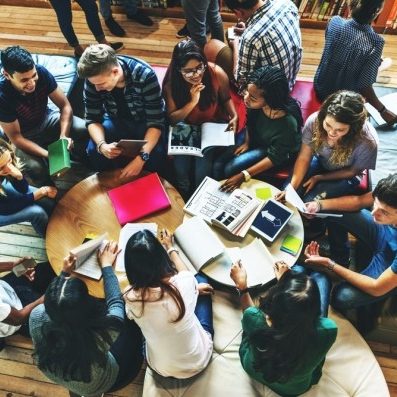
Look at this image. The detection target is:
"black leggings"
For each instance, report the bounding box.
[49,0,105,47]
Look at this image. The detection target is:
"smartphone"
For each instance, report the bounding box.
[12,258,38,277]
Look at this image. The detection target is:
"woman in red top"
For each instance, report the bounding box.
[163,39,238,199]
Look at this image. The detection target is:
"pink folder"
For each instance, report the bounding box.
[107,173,171,225]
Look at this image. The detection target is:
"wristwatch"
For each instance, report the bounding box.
[139,151,150,162]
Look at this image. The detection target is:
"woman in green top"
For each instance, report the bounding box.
[213,65,303,191]
[230,260,337,396]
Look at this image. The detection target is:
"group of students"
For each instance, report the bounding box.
[1,0,397,395]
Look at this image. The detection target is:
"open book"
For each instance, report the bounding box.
[70,233,108,280]
[168,122,234,157]
[173,216,225,272]
[285,184,342,218]
[115,223,158,272]
[365,92,397,127]
[184,177,263,238]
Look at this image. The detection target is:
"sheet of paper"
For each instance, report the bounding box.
[115,223,158,271]
[285,184,342,218]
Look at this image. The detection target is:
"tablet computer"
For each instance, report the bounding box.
[116,139,147,157]
[251,199,293,243]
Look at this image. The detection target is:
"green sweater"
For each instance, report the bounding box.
[240,307,337,397]
[248,109,301,167]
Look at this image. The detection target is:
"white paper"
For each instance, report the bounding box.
[174,216,224,271]
[115,223,158,271]
[201,122,234,152]
[285,184,342,218]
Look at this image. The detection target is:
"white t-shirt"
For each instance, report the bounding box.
[0,280,22,337]
[124,271,213,378]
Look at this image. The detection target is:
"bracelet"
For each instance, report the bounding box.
[241,169,251,182]
[315,199,322,212]
[96,140,106,154]
[378,105,386,114]
[327,259,336,272]
[236,287,249,296]
[167,247,179,256]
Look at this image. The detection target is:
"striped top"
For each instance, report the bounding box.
[0,65,57,133]
[314,17,384,101]
[84,56,165,130]
[237,0,302,91]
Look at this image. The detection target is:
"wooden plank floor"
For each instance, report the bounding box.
[0,3,396,396]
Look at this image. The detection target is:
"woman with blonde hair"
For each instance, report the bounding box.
[278,90,378,203]
[0,138,57,237]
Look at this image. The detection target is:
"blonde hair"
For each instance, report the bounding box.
[0,138,23,196]
[77,44,118,79]
[311,91,372,166]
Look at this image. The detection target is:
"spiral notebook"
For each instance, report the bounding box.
[107,173,171,225]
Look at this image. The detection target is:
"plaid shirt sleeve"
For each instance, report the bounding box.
[236,36,259,88]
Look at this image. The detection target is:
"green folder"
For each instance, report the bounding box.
[48,139,71,176]
[280,234,302,256]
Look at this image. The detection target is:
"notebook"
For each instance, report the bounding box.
[280,234,302,256]
[48,139,71,176]
[107,173,171,225]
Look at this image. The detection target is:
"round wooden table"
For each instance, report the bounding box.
[46,170,185,297]
[191,179,304,288]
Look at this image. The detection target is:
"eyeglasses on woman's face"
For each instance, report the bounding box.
[180,63,206,79]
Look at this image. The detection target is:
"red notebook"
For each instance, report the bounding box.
[107,173,171,225]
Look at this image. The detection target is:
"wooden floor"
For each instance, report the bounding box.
[0,3,396,396]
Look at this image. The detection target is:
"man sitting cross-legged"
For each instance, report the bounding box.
[303,173,397,312]
[0,46,88,187]
[77,44,167,178]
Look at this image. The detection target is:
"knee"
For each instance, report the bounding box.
[204,39,227,63]
[331,284,356,312]
[29,205,49,222]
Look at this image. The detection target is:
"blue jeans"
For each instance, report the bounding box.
[49,0,105,47]
[99,0,137,19]
[0,182,54,237]
[283,156,361,202]
[292,264,331,318]
[194,274,214,338]
[327,210,397,311]
[181,0,224,47]
[86,116,166,173]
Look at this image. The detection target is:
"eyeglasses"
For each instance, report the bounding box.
[180,63,206,78]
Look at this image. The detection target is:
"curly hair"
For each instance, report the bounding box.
[350,0,385,24]
[311,91,371,166]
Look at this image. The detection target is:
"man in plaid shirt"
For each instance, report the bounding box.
[205,0,302,91]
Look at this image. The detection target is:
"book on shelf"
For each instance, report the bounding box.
[107,173,171,225]
[317,1,330,20]
[115,223,158,272]
[70,233,108,280]
[184,177,263,238]
[115,139,147,158]
[285,184,343,218]
[251,199,294,243]
[173,216,225,272]
[364,92,397,127]
[48,139,71,177]
[168,122,234,157]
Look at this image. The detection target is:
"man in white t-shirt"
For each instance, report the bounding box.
[0,258,54,350]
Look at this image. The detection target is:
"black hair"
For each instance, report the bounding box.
[0,46,34,75]
[33,276,121,382]
[225,0,259,11]
[247,65,304,131]
[350,0,385,24]
[373,173,397,209]
[249,271,321,383]
[124,230,186,323]
[163,39,216,112]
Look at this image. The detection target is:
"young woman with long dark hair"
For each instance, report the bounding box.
[230,261,337,396]
[163,39,238,198]
[123,229,214,379]
[29,242,143,397]
[213,65,303,191]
